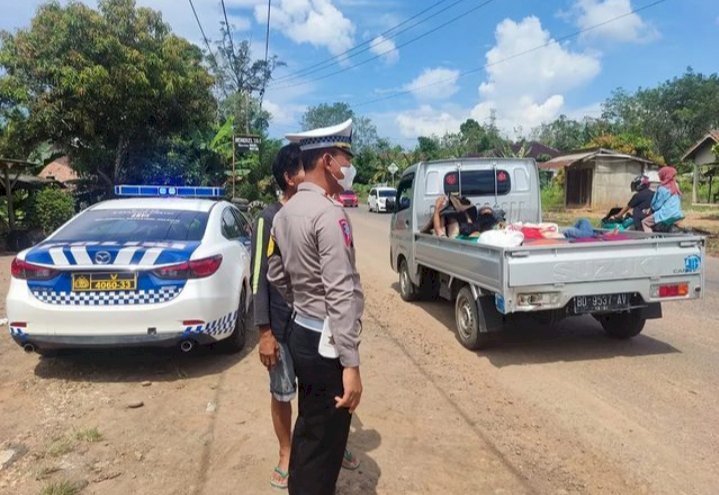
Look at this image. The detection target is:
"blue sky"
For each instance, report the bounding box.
[3,0,718,146]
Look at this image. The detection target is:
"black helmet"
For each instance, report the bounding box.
[630,175,649,192]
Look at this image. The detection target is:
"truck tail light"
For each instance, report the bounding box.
[11,258,59,280]
[651,283,689,298]
[153,255,222,280]
[517,292,560,308]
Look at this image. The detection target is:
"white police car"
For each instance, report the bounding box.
[6,185,252,355]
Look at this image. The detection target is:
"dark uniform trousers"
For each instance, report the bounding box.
[287,321,352,495]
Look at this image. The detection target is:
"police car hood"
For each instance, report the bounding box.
[24,241,202,268]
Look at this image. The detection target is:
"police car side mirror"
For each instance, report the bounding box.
[398,197,410,211]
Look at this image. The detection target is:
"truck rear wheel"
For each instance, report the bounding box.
[455,287,495,350]
[597,310,646,339]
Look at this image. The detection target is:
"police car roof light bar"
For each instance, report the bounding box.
[114,185,225,199]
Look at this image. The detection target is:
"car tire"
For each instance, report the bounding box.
[454,287,496,350]
[220,289,248,353]
[597,310,646,339]
[399,259,419,301]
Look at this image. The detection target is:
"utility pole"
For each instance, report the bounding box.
[232,130,236,198]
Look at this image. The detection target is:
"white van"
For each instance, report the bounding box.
[368,186,397,213]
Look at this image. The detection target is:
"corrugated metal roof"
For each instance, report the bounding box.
[539,148,654,170]
[682,130,719,161]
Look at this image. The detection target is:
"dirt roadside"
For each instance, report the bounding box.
[1,210,718,494]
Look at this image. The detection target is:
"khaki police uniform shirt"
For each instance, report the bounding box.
[267,182,364,368]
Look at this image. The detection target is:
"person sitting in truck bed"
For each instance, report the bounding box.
[430,195,497,239]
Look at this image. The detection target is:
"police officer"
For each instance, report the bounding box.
[268,119,364,495]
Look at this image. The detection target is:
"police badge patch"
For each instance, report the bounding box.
[339,219,352,247]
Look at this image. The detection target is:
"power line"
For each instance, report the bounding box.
[352,0,669,109]
[188,0,216,62]
[269,0,497,90]
[220,0,239,77]
[271,0,462,84]
[188,0,228,99]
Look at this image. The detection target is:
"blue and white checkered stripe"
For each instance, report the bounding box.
[9,326,27,339]
[30,287,183,306]
[184,311,238,337]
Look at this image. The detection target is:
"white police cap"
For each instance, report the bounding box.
[286,118,353,156]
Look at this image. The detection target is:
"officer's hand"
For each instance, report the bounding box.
[335,367,362,413]
[258,327,279,370]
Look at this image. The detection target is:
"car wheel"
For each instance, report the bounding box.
[220,289,248,353]
[597,310,645,339]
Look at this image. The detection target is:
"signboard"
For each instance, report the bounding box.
[235,135,261,152]
[388,162,399,174]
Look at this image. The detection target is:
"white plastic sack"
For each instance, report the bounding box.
[477,229,524,247]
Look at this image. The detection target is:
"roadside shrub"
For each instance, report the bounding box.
[30,187,76,235]
[541,181,565,210]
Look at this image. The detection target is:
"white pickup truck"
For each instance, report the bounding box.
[389,158,706,350]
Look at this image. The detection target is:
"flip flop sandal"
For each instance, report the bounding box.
[270,466,289,489]
[341,449,360,470]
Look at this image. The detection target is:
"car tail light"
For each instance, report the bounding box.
[11,258,59,280]
[651,283,689,298]
[183,320,205,326]
[153,255,223,280]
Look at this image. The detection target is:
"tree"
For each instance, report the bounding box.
[300,102,379,151]
[0,0,216,190]
[586,133,665,165]
[602,69,719,163]
[530,115,612,153]
[212,21,280,134]
[459,116,505,155]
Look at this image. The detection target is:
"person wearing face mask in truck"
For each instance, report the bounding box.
[267,119,364,495]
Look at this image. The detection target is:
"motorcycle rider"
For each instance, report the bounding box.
[612,175,653,230]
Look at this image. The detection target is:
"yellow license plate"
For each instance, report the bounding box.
[72,272,137,292]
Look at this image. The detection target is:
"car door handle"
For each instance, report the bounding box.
[404,220,410,227]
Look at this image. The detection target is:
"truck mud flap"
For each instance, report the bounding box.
[478,295,505,333]
[638,302,662,320]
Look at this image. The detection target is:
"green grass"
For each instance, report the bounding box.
[46,436,74,457]
[540,183,564,211]
[74,428,103,443]
[39,480,81,495]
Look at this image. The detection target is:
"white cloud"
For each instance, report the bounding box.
[369,35,399,65]
[255,0,356,56]
[263,99,307,128]
[572,0,659,43]
[395,105,466,138]
[471,16,601,134]
[391,16,602,141]
[404,67,460,101]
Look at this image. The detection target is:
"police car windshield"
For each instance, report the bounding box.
[378,190,395,197]
[52,209,209,242]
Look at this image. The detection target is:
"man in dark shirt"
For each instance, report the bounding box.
[251,143,304,489]
[613,175,654,230]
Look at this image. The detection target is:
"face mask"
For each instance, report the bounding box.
[331,157,356,191]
